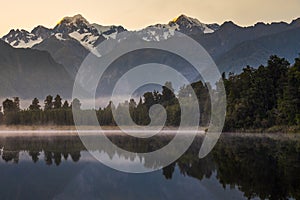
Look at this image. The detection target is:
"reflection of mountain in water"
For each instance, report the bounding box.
[0,135,300,199]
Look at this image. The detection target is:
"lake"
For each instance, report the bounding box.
[0,133,299,200]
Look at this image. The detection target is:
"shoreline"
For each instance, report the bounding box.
[0,125,206,137]
[0,125,202,131]
[0,125,298,137]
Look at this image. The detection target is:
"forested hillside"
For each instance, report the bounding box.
[0,55,299,132]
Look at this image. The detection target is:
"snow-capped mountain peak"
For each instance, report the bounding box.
[57,14,90,27]
[2,29,43,48]
[135,14,219,42]
[92,24,115,34]
[51,15,125,55]
[31,25,53,39]
[54,14,98,35]
[134,23,178,42]
[92,24,126,39]
[1,14,217,53]
[169,14,219,34]
[172,14,203,26]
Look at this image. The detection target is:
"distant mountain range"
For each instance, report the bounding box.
[0,40,73,98]
[0,14,300,98]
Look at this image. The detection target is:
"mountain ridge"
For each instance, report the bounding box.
[0,40,74,98]
[0,14,299,99]
[1,14,219,49]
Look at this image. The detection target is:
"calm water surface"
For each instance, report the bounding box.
[0,133,299,200]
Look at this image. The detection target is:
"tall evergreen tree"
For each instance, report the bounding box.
[44,95,53,110]
[161,81,176,106]
[62,100,69,109]
[54,95,62,109]
[2,99,16,114]
[29,98,41,110]
[13,97,20,111]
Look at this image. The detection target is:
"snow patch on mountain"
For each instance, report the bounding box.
[92,24,113,34]
[54,33,66,41]
[13,37,43,48]
[170,14,219,34]
[2,29,44,48]
[1,14,218,53]
[68,31,101,56]
[133,15,218,42]
[92,24,126,40]
[137,24,178,41]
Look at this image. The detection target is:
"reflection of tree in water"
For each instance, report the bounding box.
[0,136,84,166]
[211,136,300,200]
[44,151,53,165]
[41,150,80,165]
[63,152,69,160]
[0,135,299,199]
[70,151,81,162]
[163,162,175,179]
[2,151,19,163]
[107,135,174,153]
[176,138,216,181]
[54,152,62,165]
[177,154,215,181]
[163,135,300,200]
[29,151,40,163]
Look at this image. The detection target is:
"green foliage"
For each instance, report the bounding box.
[1,96,74,125]
[44,95,53,110]
[62,100,69,109]
[224,55,300,131]
[53,95,62,109]
[2,98,21,124]
[29,98,41,111]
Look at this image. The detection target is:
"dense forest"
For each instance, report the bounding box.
[0,55,299,132]
[224,55,300,132]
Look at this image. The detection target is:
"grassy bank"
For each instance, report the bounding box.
[0,125,299,134]
[226,125,300,134]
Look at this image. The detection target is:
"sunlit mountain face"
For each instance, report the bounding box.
[1,14,218,50]
[2,14,300,70]
[0,14,299,98]
[2,14,126,55]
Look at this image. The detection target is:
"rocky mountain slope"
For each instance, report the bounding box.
[0,14,299,98]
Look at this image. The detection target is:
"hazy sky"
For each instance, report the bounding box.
[1,0,300,35]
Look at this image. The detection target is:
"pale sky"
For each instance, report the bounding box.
[1,0,300,36]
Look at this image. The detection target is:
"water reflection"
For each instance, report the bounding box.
[0,136,83,164]
[0,134,299,200]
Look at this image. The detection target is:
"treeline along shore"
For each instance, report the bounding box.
[0,55,299,133]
